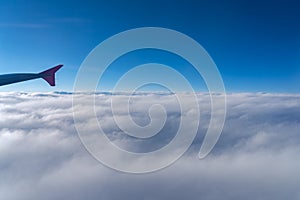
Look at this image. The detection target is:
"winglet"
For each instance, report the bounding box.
[39,65,63,86]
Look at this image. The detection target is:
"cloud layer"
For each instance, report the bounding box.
[0,92,300,200]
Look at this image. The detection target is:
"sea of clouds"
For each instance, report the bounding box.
[0,92,300,200]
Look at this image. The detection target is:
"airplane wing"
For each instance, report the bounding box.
[0,65,63,87]
[39,65,63,86]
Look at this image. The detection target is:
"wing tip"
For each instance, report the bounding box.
[40,64,63,86]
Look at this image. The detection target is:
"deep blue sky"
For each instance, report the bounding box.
[0,0,299,92]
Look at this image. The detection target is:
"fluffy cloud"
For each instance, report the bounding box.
[0,92,300,200]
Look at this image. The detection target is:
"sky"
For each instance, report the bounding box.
[0,0,299,92]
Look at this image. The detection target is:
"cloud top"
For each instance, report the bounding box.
[0,92,300,200]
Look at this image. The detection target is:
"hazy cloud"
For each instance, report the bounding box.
[0,92,300,200]
[0,23,49,28]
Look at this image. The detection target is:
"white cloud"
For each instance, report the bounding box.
[0,92,300,200]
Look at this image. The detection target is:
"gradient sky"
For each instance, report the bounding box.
[0,0,299,92]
